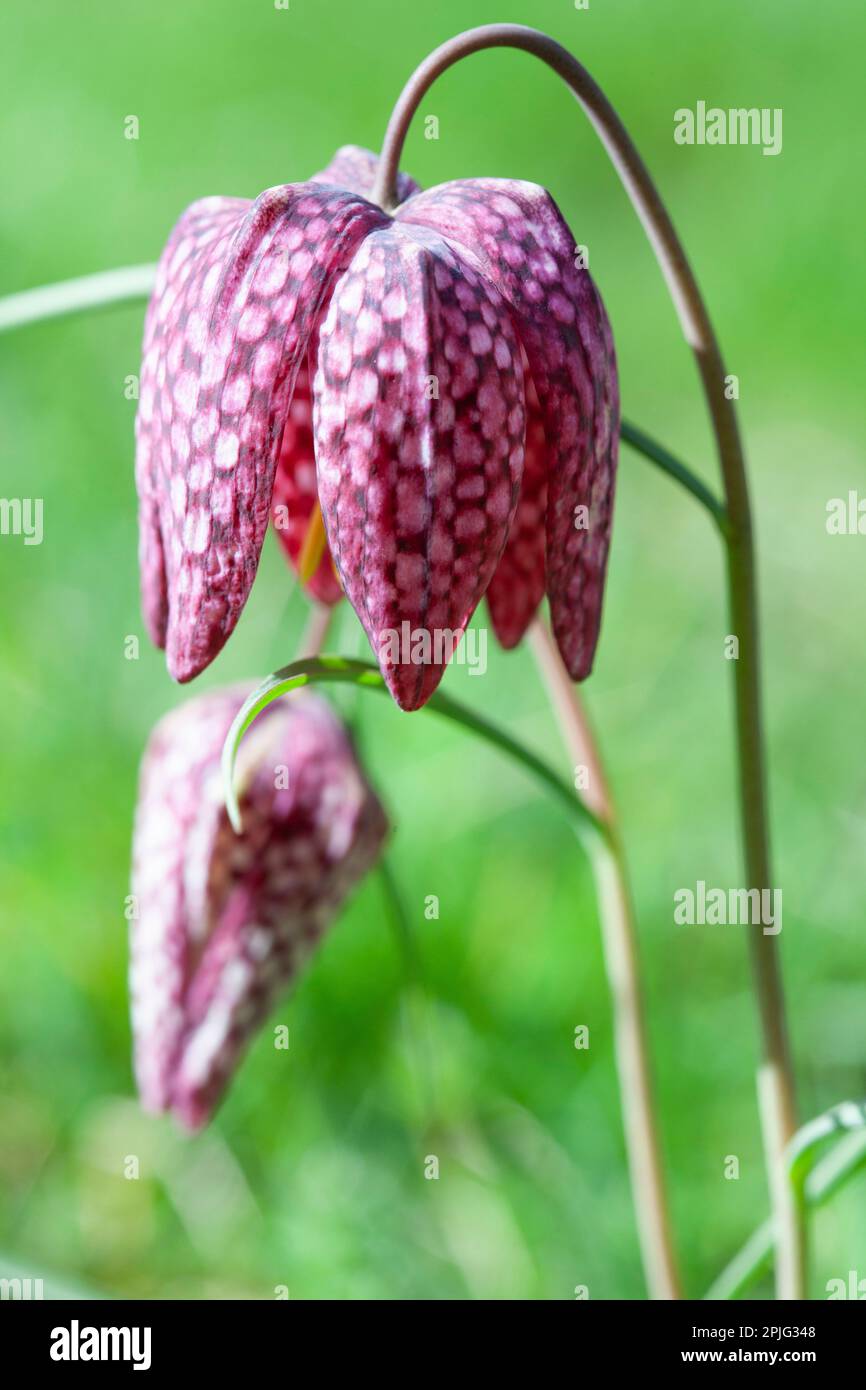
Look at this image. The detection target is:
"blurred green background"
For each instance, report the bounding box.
[1,0,864,1300]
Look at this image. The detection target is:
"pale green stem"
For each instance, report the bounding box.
[297,600,337,659]
[530,618,681,1300]
[620,420,726,531]
[0,264,157,333]
[222,656,605,842]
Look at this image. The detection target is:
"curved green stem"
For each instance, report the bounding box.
[221,655,605,845]
[375,22,803,1300]
[707,1125,866,1300]
[786,1099,866,1182]
[223,655,611,1180]
[620,420,727,532]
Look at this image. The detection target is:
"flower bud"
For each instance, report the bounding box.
[130,687,387,1129]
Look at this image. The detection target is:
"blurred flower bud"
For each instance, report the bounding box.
[130,687,387,1130]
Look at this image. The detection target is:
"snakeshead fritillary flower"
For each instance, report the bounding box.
[272,155,554,653]
[136,146,617,708]
[130,687,387,1130]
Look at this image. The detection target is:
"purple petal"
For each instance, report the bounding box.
[313,222,525,709]
[399,180,619,680]
[485,356,548,648]
[136,186,387,682]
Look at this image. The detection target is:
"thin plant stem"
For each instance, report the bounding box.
[0,264,157,333]
[297,600,336,659]
[530,618,681,1301]
[374,23,804,1300]
[223,656,605,843]
[620,420,726,532]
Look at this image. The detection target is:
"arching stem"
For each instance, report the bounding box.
[530,618,681,1300]
[375,24,804,1299]
[619,421,726,532]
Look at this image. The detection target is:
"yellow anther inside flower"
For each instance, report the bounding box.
[298,502,328,583]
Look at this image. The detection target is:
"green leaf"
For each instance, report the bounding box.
[787,1099,866,1192]
[705,1100,866,1299]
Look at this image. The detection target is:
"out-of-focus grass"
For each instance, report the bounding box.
[0,0,864,1300]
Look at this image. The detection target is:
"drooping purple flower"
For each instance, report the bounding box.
[129,686,387,1130]
[135,146,618,708]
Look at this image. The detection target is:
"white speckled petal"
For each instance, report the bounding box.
[130,689,388,1130]
[136,186,387,682]
[399,179,619,680]
[314,222,525,710]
